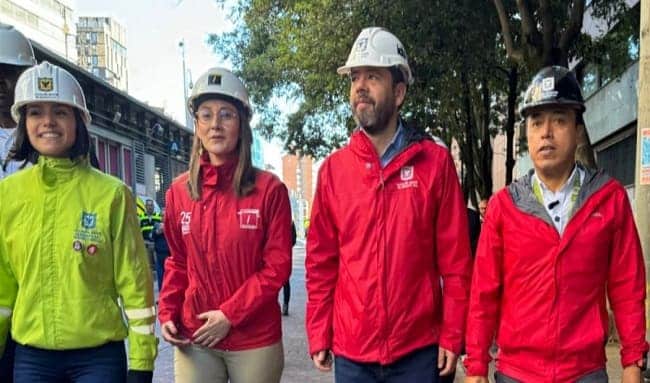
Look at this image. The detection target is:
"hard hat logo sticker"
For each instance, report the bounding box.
[355,38,368,52]
[542,77,555,92]
[208,74,222,85]
[38,77,54,92]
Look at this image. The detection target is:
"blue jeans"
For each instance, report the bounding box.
[14,341,127,383]
[335,345,440,383]
[0,337,16,383]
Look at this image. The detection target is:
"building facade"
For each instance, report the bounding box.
[282,154,314,237]
[32,41,192,208]
[76,16,128,91]
[0,0,76,61]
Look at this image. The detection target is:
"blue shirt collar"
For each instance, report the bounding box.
[376,120,406,168]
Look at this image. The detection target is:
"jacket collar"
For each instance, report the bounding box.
[507,163,611,227]
[200,153,237,188]
[37,155,89,186]
[349,119,432,164]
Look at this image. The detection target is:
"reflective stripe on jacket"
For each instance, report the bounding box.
[0,156,157,371]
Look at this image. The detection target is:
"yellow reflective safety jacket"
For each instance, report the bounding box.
[0,156,157,371]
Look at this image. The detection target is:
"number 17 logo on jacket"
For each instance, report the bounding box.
[238,209,260,230]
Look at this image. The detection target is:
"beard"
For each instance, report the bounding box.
[352,94,396,135]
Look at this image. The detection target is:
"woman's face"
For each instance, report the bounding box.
[194,99,240,166]
[25,102,76,158]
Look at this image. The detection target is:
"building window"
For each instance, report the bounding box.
[596,130,636,187]
[93,136,132,184]
[123,147,133,187]
[109,144,120,177]
[92,55,98,65]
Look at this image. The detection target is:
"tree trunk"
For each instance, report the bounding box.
[461,69,478,208]
[479,75,493,198]
[505,66,518,184]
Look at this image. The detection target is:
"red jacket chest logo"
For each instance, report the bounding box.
[238,209,261,229]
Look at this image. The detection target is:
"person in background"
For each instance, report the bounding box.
[153,209,170,292]
[139,198,161,268]
[0,61,156,383]
[478,198,488,222]
[281,221,297,316]
[0,23,36,383]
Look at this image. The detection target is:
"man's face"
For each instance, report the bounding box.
[349,67,405,135]
[526,107,580,178]
[146,200,154,214]
[478,200,488,220]
[0,65,23,118]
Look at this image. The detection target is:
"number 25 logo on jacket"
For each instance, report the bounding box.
[180,211,191,235]
[238,209,260,230]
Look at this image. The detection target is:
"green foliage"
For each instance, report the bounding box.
[207,0,637,200]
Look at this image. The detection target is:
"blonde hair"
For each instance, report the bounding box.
[186,105,256,200]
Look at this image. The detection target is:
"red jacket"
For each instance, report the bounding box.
[306,127,472,364]
[465,168,648,382]
[158,158,292,350]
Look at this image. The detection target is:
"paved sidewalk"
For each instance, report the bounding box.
[152,245,627,382]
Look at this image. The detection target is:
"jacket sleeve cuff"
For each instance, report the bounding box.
[220,304,248,328]
[463,358,489,377]
[308,339,331,356]
[157,312,174,325]
[621,341,649,367]
[129,357,155,372]
[439,335,462,356]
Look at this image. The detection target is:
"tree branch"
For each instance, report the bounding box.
[516,0,541,46]
[559,0,586,60]
[540,0,555,65]
[493,0,523,62]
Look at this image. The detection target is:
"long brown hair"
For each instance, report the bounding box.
[186,98,256,200]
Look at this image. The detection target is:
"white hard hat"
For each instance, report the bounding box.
[337,27,413,85]
[11,61,91,124]
[0,23,36,67]
[188,67,251,116]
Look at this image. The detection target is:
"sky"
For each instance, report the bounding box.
[72,0,284,176]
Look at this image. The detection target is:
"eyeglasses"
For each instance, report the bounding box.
[196,108,238,125]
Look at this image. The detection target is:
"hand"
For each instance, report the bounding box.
[622,360,644,383]
[464,377,489,383]
[160,321,190,347]
[192,310,232,348]
[438,346,458,376]
[312,350,333,372]
[127,370,153,383]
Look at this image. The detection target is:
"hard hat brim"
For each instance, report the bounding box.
[11,100,92,125]
[337,64,414,85]
[519,100,586,118]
